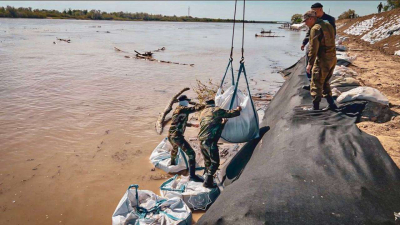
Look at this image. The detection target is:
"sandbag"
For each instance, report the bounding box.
[215,61,260,143]
[149,138,195,173]
[112,184,192,225]
[336,45,347,52]
[337,86,389,105]
[333,65,358,77]
[215,86,259,143]
[331,77,360,87]
[337,52,357,64]
[160,175,220,210]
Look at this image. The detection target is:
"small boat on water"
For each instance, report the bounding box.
[260,28,272,34]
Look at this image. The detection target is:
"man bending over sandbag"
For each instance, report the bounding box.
[198,99,242,188]
[168,95,205,182]
[303,10,338,111]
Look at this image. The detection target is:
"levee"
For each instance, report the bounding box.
[198,57,400,224]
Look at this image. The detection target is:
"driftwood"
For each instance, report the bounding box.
[135,50,153,57]
[155,87,190,135]
[56,37,71,43]
[115,46,194,66]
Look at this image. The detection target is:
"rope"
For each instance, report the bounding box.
[241,0,246,62]
[230,0,238,60]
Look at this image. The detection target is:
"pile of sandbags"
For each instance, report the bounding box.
[160,175,220,210]
[112,185,192,225]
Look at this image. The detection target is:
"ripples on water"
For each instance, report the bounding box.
[0,18,305,157]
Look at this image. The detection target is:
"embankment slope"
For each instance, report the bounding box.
[198,57,400,224]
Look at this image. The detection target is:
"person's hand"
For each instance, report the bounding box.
[306,64,312,74]
[236,106,242,111]
[192,124,200,128]
[222,118,228,125]
[301,45,305,51]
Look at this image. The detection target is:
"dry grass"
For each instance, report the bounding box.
[192,79,220,104]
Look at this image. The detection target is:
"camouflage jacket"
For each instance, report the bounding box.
[168,103,205,137]
[308,19,336,66]
[198,105,241,141]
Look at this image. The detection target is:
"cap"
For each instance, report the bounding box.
[311,2,323,8]
[205,99,215,105]
[302,10,317,22]
[178,95,191,102]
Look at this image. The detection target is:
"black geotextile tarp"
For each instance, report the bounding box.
[198,57,400,225]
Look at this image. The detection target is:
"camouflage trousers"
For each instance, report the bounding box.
[311,57,337,103]
[200,139,220,176]
[168,135,196,162]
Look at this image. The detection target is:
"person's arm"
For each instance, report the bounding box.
[181,103,206,114]
[216,107,241,119]
[308,26,321,67]
[301,29,310,50]
[330,17,336,35]
[186,123,199,128]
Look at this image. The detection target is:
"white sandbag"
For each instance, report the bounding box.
[215,86,259,143]
[337,86,389,105]
[331,77,360,87]
[112,184,192,225]
[336,45,347,52]
[332,88,342,97]
[149,138,189,173]
[336,52,357,64]
[333,65,358,77]
[160,175,220,210]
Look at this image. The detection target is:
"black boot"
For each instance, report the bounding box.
[189,159,204,182]
[313,101,320,110]
[302,85,310,91]
[303,102,319,111]
[170,156,177,166]
[203,174,217,188]
[323,96,338,111]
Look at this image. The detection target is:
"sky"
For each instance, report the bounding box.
[1,1,384,22]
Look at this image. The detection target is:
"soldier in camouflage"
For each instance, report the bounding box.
[198,99,242,188]
[303,10,338,111]
[168,95,205,182]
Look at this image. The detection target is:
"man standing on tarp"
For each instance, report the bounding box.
[198,99,241,188]
[301,2,336,91]
[168,95,205,182]
[303,10,338,111]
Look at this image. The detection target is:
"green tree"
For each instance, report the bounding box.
[291,14,302,24]
[338,9,358,20]
[385,0,400,11]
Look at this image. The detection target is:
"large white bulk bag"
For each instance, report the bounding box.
[112,184,192,225]
[337,87,389,105]
[149,138,202,173]
[331,77,360,87]
[215,86,259,143]
[160,175,220,210]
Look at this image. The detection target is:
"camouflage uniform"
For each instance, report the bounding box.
[198,105,240,176]
[168,104,205,162]
[308,19,337,104]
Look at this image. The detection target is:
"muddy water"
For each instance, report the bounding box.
[0,18,304,224]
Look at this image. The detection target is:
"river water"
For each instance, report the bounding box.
[0,18,305,224]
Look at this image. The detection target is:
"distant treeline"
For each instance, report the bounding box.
[0,6,278,23]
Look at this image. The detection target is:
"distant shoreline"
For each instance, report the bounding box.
[0,6,286,24]
[0,17,285,24]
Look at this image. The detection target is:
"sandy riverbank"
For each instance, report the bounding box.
[337,18,400,168]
